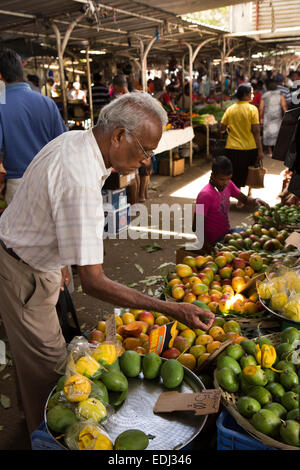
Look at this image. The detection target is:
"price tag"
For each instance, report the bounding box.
[105,313,116,342]
[153,390,222,416]
[285,232,300,250]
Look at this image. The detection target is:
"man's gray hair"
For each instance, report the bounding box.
[97,91,168,135]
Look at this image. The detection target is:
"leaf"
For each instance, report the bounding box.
[140,242,162,253]
[2,373,10,380]
[157,262,175,270]
[147,288,153,296]
[0,394,11,409]
[127,282,138,288]
[135,263,144,274]
[76,285,83,293]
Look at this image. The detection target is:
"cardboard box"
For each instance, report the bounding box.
[102,188,127,210]
[103,171,136,190]
[104,204,130,235]
[159,158,185,176]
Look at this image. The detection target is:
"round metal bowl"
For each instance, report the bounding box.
[44,357,208,450]
[259,297,300,326]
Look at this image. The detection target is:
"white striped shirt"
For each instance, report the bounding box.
[0,128,111,271]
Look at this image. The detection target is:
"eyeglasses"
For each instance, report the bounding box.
[135,136,155,161]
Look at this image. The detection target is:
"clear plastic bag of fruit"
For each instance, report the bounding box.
[265,263,289,281]
[64,419,114,450]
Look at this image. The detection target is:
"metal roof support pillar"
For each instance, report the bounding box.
[141,36,157,92]
[51,14,84,125]
[86,45,94,128]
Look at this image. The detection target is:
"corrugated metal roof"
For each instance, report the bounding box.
[133,0,246,15]
[0,0,288,63]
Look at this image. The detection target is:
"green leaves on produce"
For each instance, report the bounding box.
[134,264,144,274]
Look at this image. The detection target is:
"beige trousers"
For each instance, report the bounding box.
[0,244,67,435]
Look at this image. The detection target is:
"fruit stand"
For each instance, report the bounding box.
[33,203,300,451]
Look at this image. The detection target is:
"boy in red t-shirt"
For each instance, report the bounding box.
[192,156,269,251]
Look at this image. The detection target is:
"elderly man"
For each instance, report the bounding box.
[0,92,214,435]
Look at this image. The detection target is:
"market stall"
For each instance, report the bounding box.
[154,126,195,176]
[31,200,300,451]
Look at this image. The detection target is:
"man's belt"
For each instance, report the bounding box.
[0,239,28,265]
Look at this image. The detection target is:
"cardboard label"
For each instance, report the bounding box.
[153,389,222,416]
[148,321,178,355]
[105,313,116,342]
[285,232,300,250]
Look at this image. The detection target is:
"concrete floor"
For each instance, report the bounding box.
[0,152,286,450]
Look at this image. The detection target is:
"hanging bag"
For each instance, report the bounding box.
[245,162,266,189]
[56,285,82,343]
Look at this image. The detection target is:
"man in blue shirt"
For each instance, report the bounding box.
[0,48,67,203]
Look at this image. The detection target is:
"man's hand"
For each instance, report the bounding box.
[254,198,269,209]
[257,150,265,163]
[60,266,71,291]
[171,303,215,331]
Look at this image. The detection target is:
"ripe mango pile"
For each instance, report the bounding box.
[90,311,246,373]
[166,251,266,316]
[257,268,300,322]
[215,327,300,447]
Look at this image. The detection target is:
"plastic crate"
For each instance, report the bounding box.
[31,421,65,450]
[216,410,274,451]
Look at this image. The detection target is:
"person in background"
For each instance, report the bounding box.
[0,48,67,204]
[259,80,287,157]
[275,73,292,108]
[27,74,40,93]
[89,72,110,117]
[67,81,86,102]
[159,84,178,113]
[250,82,263,108]
[41,77,54,97]
[220,84,264,207]
[290,70,300,109]
[192,156,269,251]
[110,74,129,99]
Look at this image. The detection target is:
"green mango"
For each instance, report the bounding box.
[225,344,245,361]
[280,420,300,446]
[281,391,299,411]
[240,355,257,369]
[279,370,299,391]
[46,405,78,434]
[251,409,281,437]
[114,429,149,450]
[47,391,70,410]
[239,374,254,394]
[216,355,241,375]
[286,408,299,420]
[248,386,272,406]
[263,368,279,384]
[240,339,256,356]
[263,402,287,419]
[282,327,300,345]
[237,396,261,418]
[160,359,184,389]
[256,337,273,347]
[266,382,285,401]
[101,360,128,406]
[216,367,239,393]
[56,375,66,393]
[119,350,142,378]
[276,343,294,360]
[142,353,162,380]
[242,366,267,387]
[90,380,109,406]
[276,360,296,373]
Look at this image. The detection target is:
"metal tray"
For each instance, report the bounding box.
[259,297,300,325]
[44,359,207,450]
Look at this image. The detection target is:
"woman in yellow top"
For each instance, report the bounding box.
[220,84,264,204]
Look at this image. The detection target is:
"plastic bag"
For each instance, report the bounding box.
[64,419,114,450]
